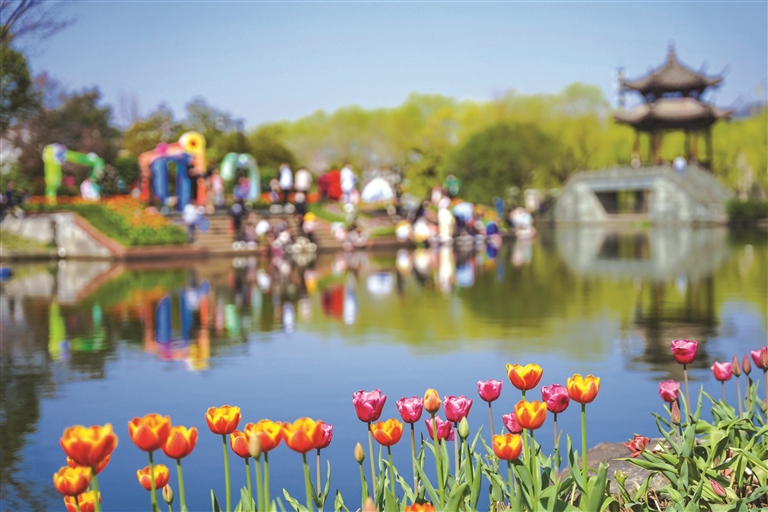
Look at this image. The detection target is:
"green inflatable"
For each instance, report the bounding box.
[220,153,260,200]
[43,143,105,202]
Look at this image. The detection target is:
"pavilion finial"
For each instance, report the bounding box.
[668,42,676,61]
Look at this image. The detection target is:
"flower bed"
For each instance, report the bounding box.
[26,197,187,247]
[53,343,768,512]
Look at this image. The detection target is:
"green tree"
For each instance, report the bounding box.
[0,43,39,135]
[121,103,185,156]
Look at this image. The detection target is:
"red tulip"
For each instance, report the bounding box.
[751,346,768,370]
[671,339,698,365]
[229,430,250,458]
[624,435,650,458]
[128,414,171,452]
[541,384,570,414]
[352,389,386,423]
[371,418,404,447]
[317,422,333,449]
[477,380,502,403]
[514,400,547,430]
[136,464,170,491]
[711,362,733,382]
[162,426,197,460]
[506,364,543,391]
[658,380,680,402]
[492,433,523,461]
[424,416,454,442]
[443,395,473,423]
[502,412,523,434]
[396,397,423,424]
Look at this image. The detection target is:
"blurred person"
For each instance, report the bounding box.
[1,181,16,219]
[340,164,356,204]
[211,168,225,208]
[183,203,202,243]
[234,176,249,201]
[279,163,293,205]
[269,178,280,204]
[295,192,307,216]
[295,168,312,193]
[229,200,244,242]
[437,197,455,245]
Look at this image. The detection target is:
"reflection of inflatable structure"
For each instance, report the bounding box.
[139,132,206,210]
[48,303,105,360]
[43,144,105,201]
[220,153,260,200]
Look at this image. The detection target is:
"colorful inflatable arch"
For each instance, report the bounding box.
[42,144,105,202]
[220,153,260,200]
[139,132,206,209]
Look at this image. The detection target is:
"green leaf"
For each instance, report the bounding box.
[586,463,609,512]
[282,489,308,512]
[444,482,468,511]
[211,490,222,512]
[413,457,440,506]
[333,490,349,512]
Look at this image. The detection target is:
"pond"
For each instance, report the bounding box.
[1,227,766,510]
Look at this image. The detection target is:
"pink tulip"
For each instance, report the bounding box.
[541,384,570,414]
[671,339,698,365]
[658,380,680,403]
[711,362,733,382]
[502,412,523,434]
[443,395,473,423]
[352,389,386,423]
[396,397,424,424]
[477,380,502,403]
[424,416,454,442]
[317,422,333,449]
[751,346,768,370]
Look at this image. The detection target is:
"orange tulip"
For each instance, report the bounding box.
[53,466,92,496]
[60,424,118,468]
[230,430,251,458]
[136,464,170,491]
[162,426,198,459]
[281,418,325,453]
[492,433,523,461]
[566,374,601,404]
[423,388,442,414]
[404,503,436,512]
[64,491,101,512]
[206,405,241,435]
[514,400,547,430]
[67,455,110,475]
[506,363,543,391]
[128,414,171,452]
[245,420,283,452]
[371,418,404,447]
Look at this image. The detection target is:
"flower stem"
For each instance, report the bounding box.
[149,450,159,512]
[74,498,82,512]
[507,460,514,500]
[168,503,173,512]
[553,413,559,470]
[453,423,460,482]
[387,446,396,499]
[302,452,313,511]
[722,381,726,404]
[683,365,691,422]
[176,459,186,511]
[488,402,494,435]
[222,435,231,512]
[736,377,743,417]
[91,472,101,512]
[245,458,253,505]
[264,452,270,511]
[367,423,377,498]
[316,448,321,496]
[410,423,418,491]
[254,455,264,512]
[358,461,367,512]
[431,415,444,507]
[465,435,473,489]
[581,404,588,492]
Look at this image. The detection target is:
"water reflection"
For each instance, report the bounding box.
[0,227,765,509]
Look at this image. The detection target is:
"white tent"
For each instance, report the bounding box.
[361,177,395,203]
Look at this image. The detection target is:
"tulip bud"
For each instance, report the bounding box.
[248,433,262,459]
[363,497,376,512]
[710,479,727,498]
[162,484,174,505]
[763,398,767,413]
[731,355,742,377]
[423,388,442,415]
[614,470,628,488]
[458,417,469,440]
[671,401,681,425]
[354,442,365,463]
[743,355,751,375]
[761,348,768,370]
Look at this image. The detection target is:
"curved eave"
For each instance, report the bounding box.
[614,99,732,131]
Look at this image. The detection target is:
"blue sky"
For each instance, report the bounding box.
[20,1,768,128]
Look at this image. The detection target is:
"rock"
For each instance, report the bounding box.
[586,441,668,494]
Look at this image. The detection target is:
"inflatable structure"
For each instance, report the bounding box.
[43,144,105,202]
[220,153,260,200]
[139,132,205,210]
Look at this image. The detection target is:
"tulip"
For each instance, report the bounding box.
[66,455,110,476]
[458,418,469,439]
[670,401,681,425]
[230,430,250,458]
[711,361,733,404]
[502,412,523,434]
[137,464,170,491]
[541,384,569,468]
[743,355,754,416]
[354,442,365,463]
[396,396,424,423]
[283,418,325,510]
[477,379,502,436]
[492,433,523,461]
[315,422,333,495]
[444,395,473,423]
[128,414,171,452]
[731,355,745,417]
[751,346,768,370]
[372,418,404,497]
[206,405,241,435]
[566,374,601,404]
[60,424,117,512]
[743,354,752,375]
[658,380,680,403]
[710,479,727,498]
[670,339,698,365]
[162,485,174,505]
[423,388,442,414]
[354,442,367,512]
[161,426,196,511]
[352,389,387,422]
[53,466,92,497]
[64,491,101,512]
[247,435,264,512]
[514,400,547,431]
[207,405,241,512]
[245,420,282,512]
[624,435,650,458]
[424,415,454,442]
[506,363,543,394]
[404,504,436,512]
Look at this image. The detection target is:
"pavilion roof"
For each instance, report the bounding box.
[613,97,732,131]
[622,47,722,96]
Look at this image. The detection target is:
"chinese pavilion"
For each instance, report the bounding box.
[614,46,732,168]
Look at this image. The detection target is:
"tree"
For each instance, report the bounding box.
[0,43,39,135]
[248,124,297,170]
[121,103,186,156]
[0,0,72,45]
[443,121,556,203]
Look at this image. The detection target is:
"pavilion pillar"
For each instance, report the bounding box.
[633,131,640,159]
[653,131,662,165]
[647,133,654,163]
[684,130,690,162]
[705,126,713,170]
[691,131,699,163]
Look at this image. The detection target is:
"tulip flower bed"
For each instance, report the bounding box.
[54,343,768,512]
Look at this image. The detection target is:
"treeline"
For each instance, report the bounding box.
[2,47,766,203]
